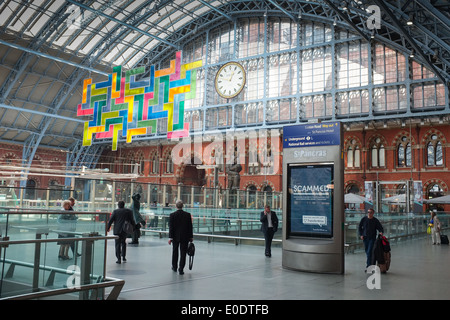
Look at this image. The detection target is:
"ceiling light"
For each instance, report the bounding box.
[407,14,414,26]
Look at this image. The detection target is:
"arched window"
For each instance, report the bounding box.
[346,184,360,194]
[427,183,444,198]
[246,185,257,208]
[426,134,443,166]
[165,154,173,173]
[122,153,136,174]
[247,145,259,175]
[346,139,360,168]
[397,136,411,167]
[149,153,159,174]
[371,137,385,168]
[427,183,444,211]
[260,145,274,175]
[262,185,273,207]
[25,179,36,199]
[140,157,145,175]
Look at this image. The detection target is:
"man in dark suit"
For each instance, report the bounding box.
[107,200,136,264]
[260,204,279,257]
[168,200,193,275]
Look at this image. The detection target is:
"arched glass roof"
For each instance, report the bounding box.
[0,0,448,163]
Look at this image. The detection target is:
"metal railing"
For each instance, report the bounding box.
[0,183,283,213]
[344,212,450,252]
[0,235,122,300]
[1,205,446,300]
[0,208,123,300]
[140,214,282,245]
[140,211,448,251]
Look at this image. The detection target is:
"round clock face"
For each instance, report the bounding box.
[215,62,246,99]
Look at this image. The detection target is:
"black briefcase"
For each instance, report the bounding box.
[187,242,195,270]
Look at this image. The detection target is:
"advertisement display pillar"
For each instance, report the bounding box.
[282,122,344,274]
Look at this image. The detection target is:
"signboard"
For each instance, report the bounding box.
[287,163,334,238]
[283,122,341,148]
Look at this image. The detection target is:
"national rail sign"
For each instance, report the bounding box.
[283,122,341,148]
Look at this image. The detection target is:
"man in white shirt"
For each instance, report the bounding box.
[260,205,279,257]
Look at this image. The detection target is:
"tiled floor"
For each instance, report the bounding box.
[105,235,450,300]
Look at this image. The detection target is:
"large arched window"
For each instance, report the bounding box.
[179,16,448,137]
[397,136,411,167]
[427,183,445,211]
[346,184,360,194]
[426,134,443,166]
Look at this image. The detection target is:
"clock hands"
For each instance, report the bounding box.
[215,62,245,98]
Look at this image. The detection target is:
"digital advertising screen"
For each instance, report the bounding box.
[287,163,334,238]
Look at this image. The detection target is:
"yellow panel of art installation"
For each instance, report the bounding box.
[164,102,173,132]
[111,123,123,151]
[111,73,120,99]
[82,79,92,104]
[126,128,147,143]
[91,84,108,96]
[83,122,105,146]
[155,59,175,78]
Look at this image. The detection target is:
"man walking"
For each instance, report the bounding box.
[168,200,193,275]
[359,208,384,270]
[107,200,136,264]
[260,204,279,257]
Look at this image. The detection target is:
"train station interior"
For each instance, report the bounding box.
[0,0,449,304]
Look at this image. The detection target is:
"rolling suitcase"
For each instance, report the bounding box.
[441,234,449,245]
[379,251,391,273]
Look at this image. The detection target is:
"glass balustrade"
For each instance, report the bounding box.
[0,209,121,300]
[344,212,450,252]
[0,181,444,299]
[0,181,283,213]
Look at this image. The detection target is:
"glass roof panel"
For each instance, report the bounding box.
[0,1,20,28]
[0,0,448,151]
[82,34,104,54]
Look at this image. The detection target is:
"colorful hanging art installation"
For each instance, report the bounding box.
[77,51,202,151]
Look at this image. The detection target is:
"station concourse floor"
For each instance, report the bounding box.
[105,235,450,300]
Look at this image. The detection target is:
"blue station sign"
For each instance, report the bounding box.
[283,122,341,148]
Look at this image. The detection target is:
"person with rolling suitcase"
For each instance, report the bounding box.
[359,208,384,271]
